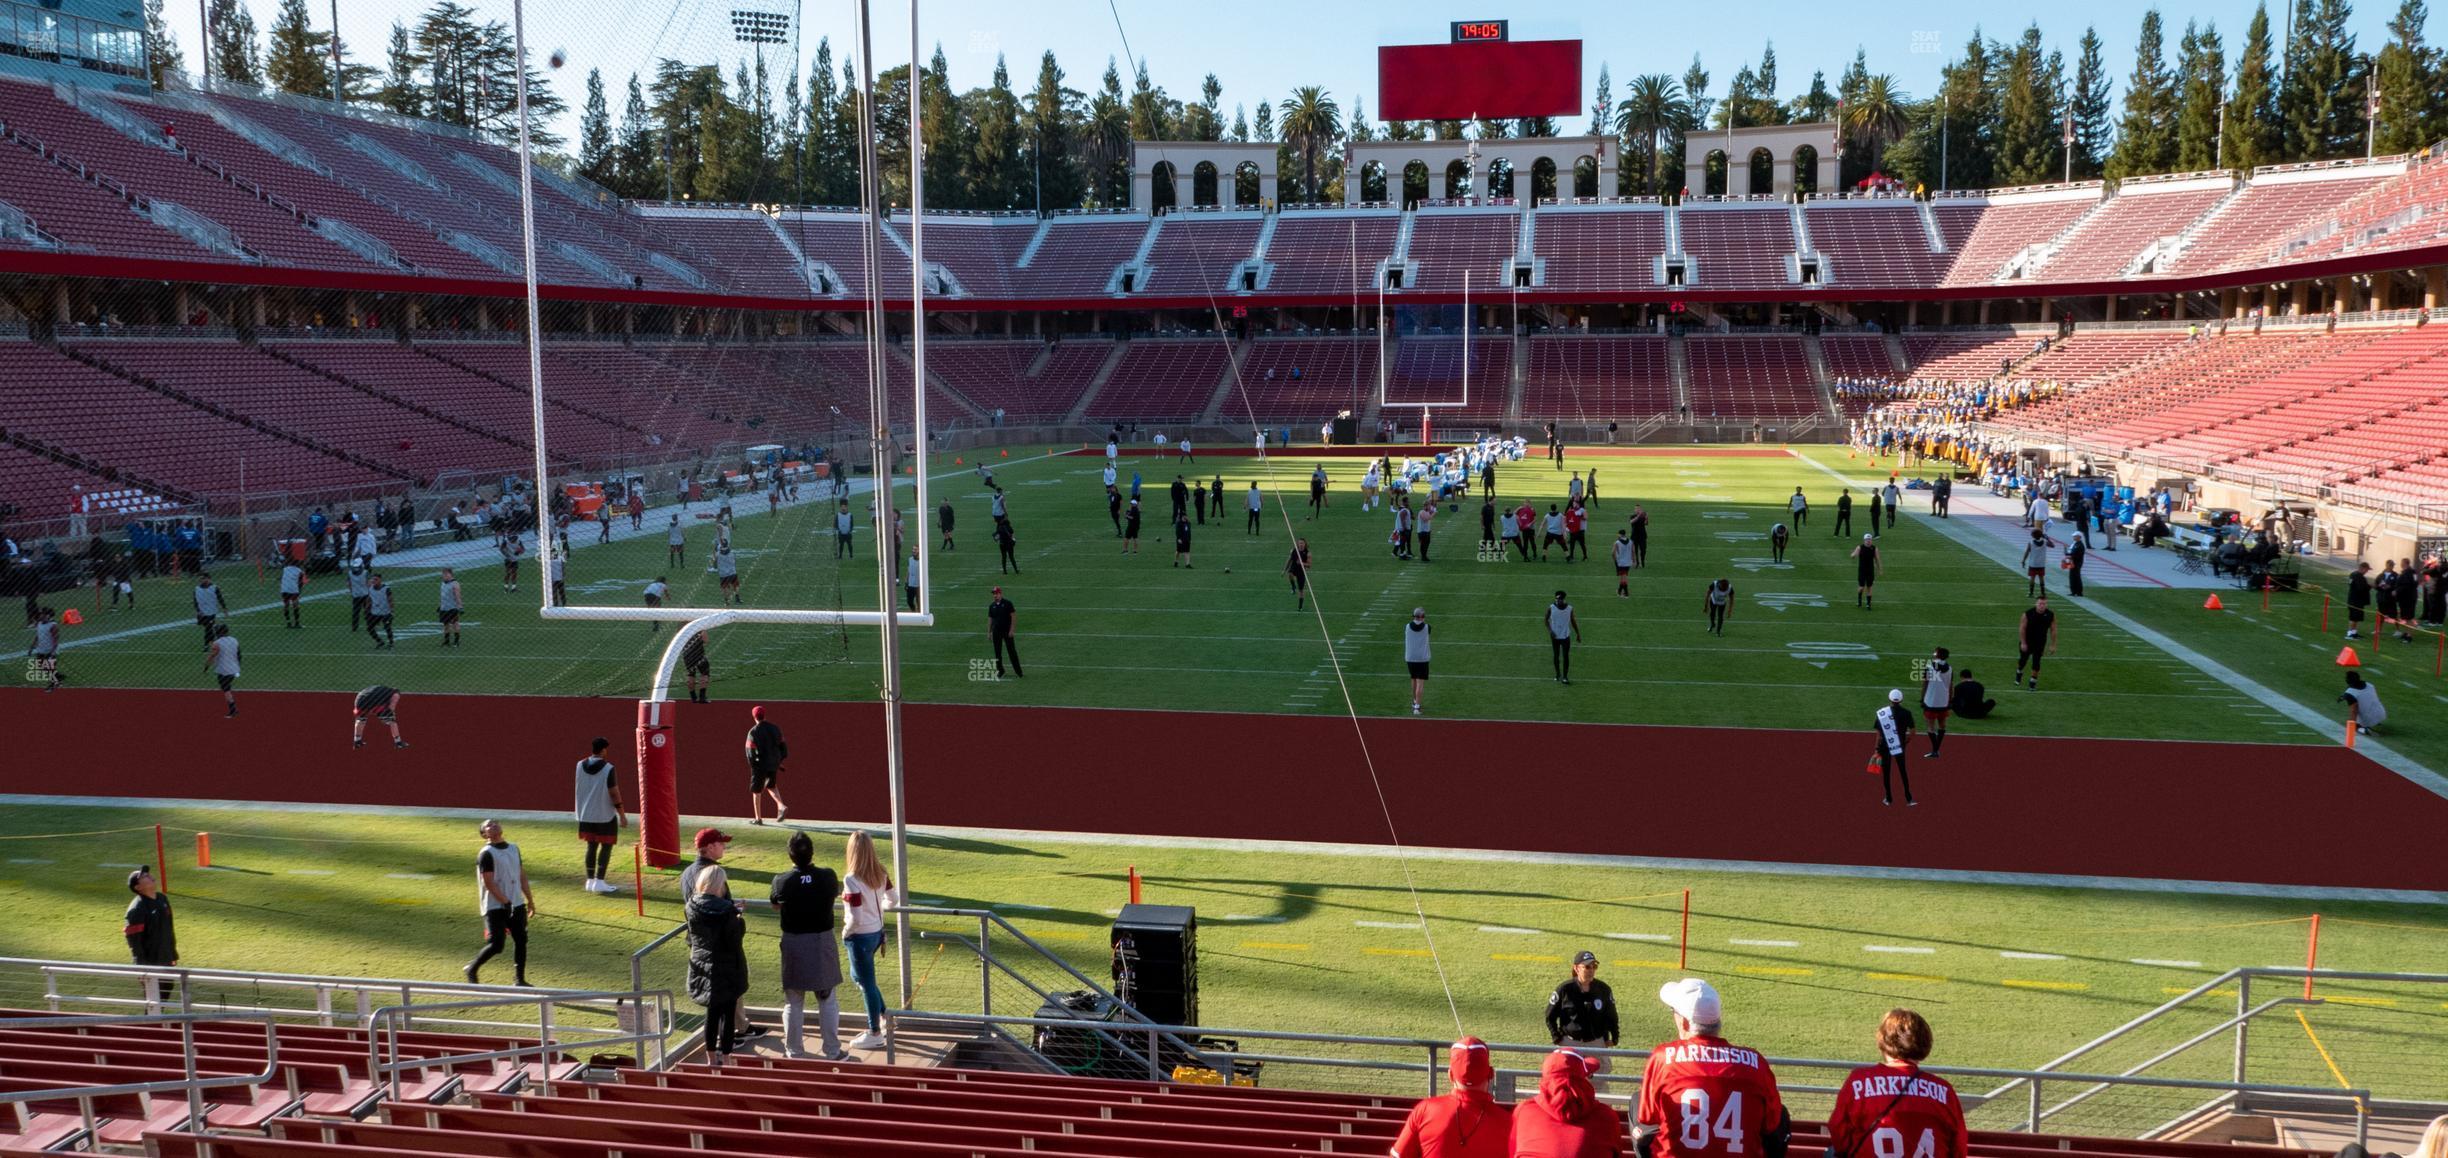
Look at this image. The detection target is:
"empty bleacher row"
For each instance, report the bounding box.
[0,1012,2348,1158]
[1992,324,2448,497]
[4,73,2433,303]
[0,334,868,502]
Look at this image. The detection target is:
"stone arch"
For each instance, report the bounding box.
[1486,157,1515,200]
[1746,148,1774,195]
[1572,155,1599,199]
[1403,160,1432,208]
[1150,161,1179,213]
[1529,156,1559,203]
[1703,149,1730,196]
[1791,145,1819,195]
[1192,161,1220,207]
[1358,159,1389,203]
[1234,161,1262,207]
[1443,158,1472,200]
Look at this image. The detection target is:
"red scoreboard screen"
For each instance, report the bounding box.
[1377,37,1581,122]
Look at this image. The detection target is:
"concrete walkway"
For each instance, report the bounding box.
[1910,485,2222,590]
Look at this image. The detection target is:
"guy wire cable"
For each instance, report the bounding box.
[1102,0,1464,1038]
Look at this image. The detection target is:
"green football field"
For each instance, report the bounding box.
[0,799,2442,1116]
[22,444,2439,767]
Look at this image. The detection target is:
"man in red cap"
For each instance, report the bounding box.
[1512,1048,1626,1157]
[1391,1036,1510,1157]
[679,826,767,1040]
[744,706,789,825]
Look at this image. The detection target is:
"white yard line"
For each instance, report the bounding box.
[1797,454,2448,799]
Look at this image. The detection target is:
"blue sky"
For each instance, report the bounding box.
[272,0,2438,142]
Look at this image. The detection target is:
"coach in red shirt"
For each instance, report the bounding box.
[1390,1036,1509,1158]
[1634,979,1789,1158]
[1511,1049,1625,1157]
[1826,1010,1967,1158]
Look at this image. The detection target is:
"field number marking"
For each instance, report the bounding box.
[1794,641,1881,668]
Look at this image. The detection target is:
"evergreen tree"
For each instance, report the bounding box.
[919,45,968,210]
[144,0,185,89]
[2173,21,2227,171]
[614,72,656,198]
[1252,100,1273,141]
[1791,69,1836,123]
[1932,30,1997,189]
[377,21,422,116]
[1588,64,1612,138]
[207,0,261,85]
[2307,0,2366,159]
[2227,5,2282,168]
[2373,0,2436,154]
[2070,26,2112,177]
[577,67,612,184]
[1671,54,1710,193]
[1023,50,1084,211]
[803,40,845,205]
[968,55,1027,210]
[2108,11,2177,177]
[1994,26,2061,185]
[1837,48,1871,187]
[1085,60,1130,205]
[1229,104,1247,142]
[264,0,331,98]
[1348,96,1373,142]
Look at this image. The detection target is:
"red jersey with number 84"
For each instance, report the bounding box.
[1636,1036,1785,1158]
[1825,1063,1968,1158]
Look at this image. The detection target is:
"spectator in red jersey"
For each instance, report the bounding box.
[1511,1048,1626,1158]
[1826,1010,1967,1158]
[1390,1036,1510,1158]
[1634,979,1789,1158]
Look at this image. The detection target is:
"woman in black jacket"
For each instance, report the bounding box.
[686,867,749,1063]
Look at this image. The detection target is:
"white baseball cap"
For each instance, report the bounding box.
[1864,533,1877,542]
[1659,977,1723,1025]
[1889,689,1905,703]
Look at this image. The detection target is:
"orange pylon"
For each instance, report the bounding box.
[2203,594,2224,610]
[2336,647,2361,668]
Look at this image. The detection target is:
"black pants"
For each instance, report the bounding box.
[468,905,529,980]
[1880,750,1914,803]
[1550,638,1571,680]
[703,985,744,1055]
[1834,511,1851,536]
[1792,509,1807,530]
[836,533,853,559]
[2067,561,2085,596]
[350,596,368,631]
[368,614,393,646]
[999,543,1019,573]
[993,633,1022,676]
[1247,510,1260,534]
[1707,603,1727,633]
[584,840,615,879]
[1418,531,1432,561]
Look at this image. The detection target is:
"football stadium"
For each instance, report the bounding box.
[1,0,2446,1154]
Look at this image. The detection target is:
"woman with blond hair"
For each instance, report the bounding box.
[684,866,748,1065]
[2407,1116,2447,1158]
[841,831,899,1050]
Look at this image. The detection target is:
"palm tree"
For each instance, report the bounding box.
[1614,73,1690,195]
[1844,74,1910,178]
[1277,86,1342,202]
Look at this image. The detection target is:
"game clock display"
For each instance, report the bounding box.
[1451,20,1507,41]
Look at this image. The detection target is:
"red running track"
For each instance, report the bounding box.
[5,689,2439,893]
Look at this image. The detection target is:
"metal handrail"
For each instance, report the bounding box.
[891,905,1232,1079]
[890,1007,2375,1143]
[13,958,609,1036]
[0,1011,284,1140]
[365,989,671,1099]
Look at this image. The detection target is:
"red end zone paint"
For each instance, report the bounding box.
[7,690,2439,894]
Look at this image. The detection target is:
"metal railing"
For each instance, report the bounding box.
[886,905,1233,1080]
[0,1011,283,1141]
[366,988,673,1098]
[885,1009,2376,1143]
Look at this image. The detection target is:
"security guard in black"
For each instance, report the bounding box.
[1545,954,1619,1047]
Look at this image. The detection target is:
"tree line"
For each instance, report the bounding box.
[146,0,2445,206]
